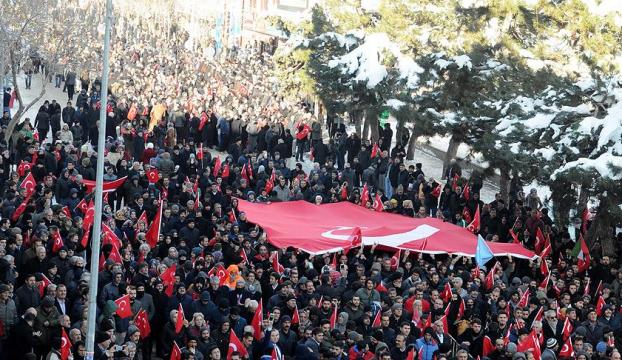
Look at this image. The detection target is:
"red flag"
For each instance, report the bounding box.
[20,172,37,198]
[538,274,550,291]
[440,282,453,303]
[509,228,520,244]
[17,160,31,177]
[80,226,91,248]
[533,307,544,323]
[517,289,530,308]
[81,176,127,193]
[102,223,122,249]
[535,228,546,253]
[559,336,574,358]
[390,249,401,271]
[62,206,71,218]
[431,184,441,198]
[265,172,276,194]
[75,198,88,214]
[221,163,230,178]
[577,234,590,273]
[562,316,573,340]
[583,278,591,297]
[213,157,222,176]
[241,163,249,182]
[330,253,338,270]
[61,327,72,360]
[251,298,263,340]
[596,296,606,316]
[462,207,472,224]
[458,299,465,319]
[39,274,53,297]
[135,211,148,230]
[160,264,177,285]
[207,264,230,287]
[503,324,513,345]
[411,308,421,327]
[272,251,285,274]
[540,243,551,259]
[239,249,249,265]
[344,227,363,255]
[228,210,237,223]
[12,194,32,222]
[373,193,384,212]
[484,265,496,290]
[540,259,549,276]
[483,335,494,357]
[462,183,470,201]
[292,304,300,325]
[466,205,480,233]
[198,112,208,131]
[360,183,369,206]
[247,161,254,180]
[135,309,151,339]
[146,168,159,184]
[175,304,185,334]
[341,185,348,200]
[108,244,123,264]
[375,281,388,293]
[196,143,204,160]
[329,305,338,329]
[594,280,603,297]
[145,199,162,247]
[115,294,132,319]
[371,142,380,158]
[82,201,95,231]
[227,329,248,359]
[421,312,432,331]
[517,332,541,360]
[372,309,382,328]
[406,348,415,360]
[51,231,64,253]
[170,341,181,360]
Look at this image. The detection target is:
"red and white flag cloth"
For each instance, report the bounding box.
[61,328,72,360]
[114,294,132,319]
[227,329,249,359]
[145,198,163,247]
[134,309,151,339]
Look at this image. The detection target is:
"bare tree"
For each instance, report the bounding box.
[0,0,83,145]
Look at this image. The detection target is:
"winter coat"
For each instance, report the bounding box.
[0,297,17,336]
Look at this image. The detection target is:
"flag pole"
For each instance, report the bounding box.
[85,0,113,358]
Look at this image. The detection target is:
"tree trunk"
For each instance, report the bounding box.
[362,110,370,141]
[352,110,363,138]
[442,134,460,179]
[587,195,615,257]
[499,165,510,202]
[369,110,379,142]
[396,117,405,146]
[406,130,417,160]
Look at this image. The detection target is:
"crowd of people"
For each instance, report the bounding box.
[0,3,618,360]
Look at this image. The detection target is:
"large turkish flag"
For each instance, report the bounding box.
[237,200,536,259]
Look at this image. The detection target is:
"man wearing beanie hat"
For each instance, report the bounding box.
[541,338,558,360]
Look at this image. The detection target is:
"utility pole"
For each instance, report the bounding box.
[85,0,112,358]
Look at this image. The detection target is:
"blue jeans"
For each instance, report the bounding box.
[25,74,32,88]
[55,74,63,88]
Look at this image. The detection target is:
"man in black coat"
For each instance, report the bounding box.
[14,275,41,316]
[7,311,40,358]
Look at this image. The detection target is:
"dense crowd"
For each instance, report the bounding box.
[0,4,619,360]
